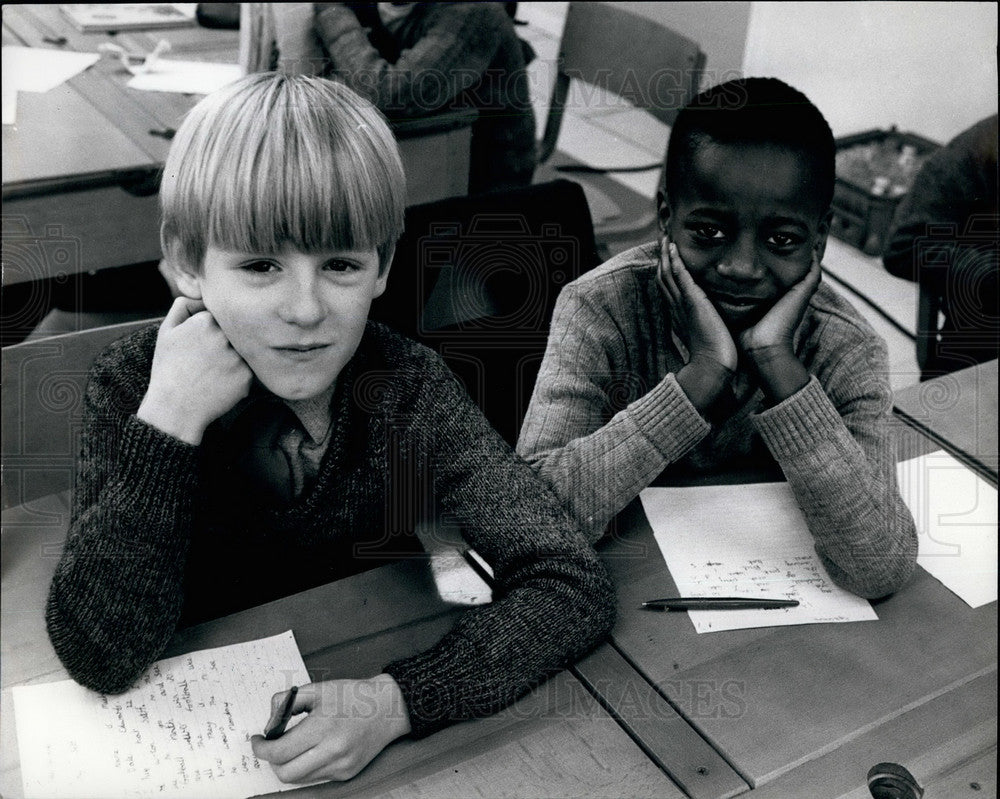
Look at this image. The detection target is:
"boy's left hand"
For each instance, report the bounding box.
[250,675,411,784]
[738,255,822,358]
[738,256,822,403]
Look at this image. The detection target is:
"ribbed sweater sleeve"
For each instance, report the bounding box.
[382,353,616,738]
[314,2,503,117]
[45,330,199,694]
[752,339,918,598]
[517,283,710,542]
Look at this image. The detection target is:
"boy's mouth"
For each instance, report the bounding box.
[708,291,767,310]
[706,291,771,327]
[275,343,330,352]
[273,343,332,361]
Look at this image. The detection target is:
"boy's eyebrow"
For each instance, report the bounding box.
[761,215,812,232]
[684,207,735,220]
[681,208,815,233]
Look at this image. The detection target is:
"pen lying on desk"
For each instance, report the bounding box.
[641,597,800,611]
[462,548,496,588]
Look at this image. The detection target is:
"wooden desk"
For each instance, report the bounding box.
[2,4,475,284]
[595,418,997,796]
[1,492,689,799]
[3,369,993,797]
[893,359,999,483]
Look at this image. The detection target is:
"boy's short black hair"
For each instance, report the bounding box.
[664,77,836,213]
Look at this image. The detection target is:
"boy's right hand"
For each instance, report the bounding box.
[657,238,737,411]
[137,297,253,445]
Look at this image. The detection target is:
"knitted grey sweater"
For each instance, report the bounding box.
[314,2,536,194]
[45,321,615,738]
[517,243,918,599]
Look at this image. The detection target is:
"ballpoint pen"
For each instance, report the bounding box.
[263,685,299,740]
[640,597,800,611]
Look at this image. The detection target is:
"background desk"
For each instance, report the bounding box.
[893,359,998,483]
[2,4,475,284]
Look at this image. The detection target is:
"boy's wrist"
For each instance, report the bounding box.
[137,393,207,446]
[746,347,809,405]
[676,358,733,413]
[372,673,412,741]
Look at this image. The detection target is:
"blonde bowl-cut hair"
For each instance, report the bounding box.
[160,72,405,276]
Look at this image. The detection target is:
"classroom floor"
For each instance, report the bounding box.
[517,2,922,393]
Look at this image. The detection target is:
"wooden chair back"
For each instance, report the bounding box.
[370,179,600,446]
[537,2,706,165]
[2,319,158,510]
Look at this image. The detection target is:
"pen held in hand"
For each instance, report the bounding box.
[263,685,298,740]
[641,597,800,611]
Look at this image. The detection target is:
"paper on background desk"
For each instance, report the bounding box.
[896,450,998,608]
[1,46,101,94]
[2,46,101,123]
[126,60,243,95]
[13,630,310,799]
[640,483,878,633]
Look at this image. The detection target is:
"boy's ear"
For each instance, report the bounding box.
[166,260,204,300]
[373,244,395,299]
[813,209,833,264]
[656,189,671,237]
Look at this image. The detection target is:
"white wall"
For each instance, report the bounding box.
[742,1,998,144]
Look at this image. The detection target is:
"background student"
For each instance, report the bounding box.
[883,114,999,379]
[271,2,537,194]
[517,77,918,600]
[45,73,614,784]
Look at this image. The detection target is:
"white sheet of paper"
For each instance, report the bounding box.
[896,450,998,607]
[126,60,242,94]
[13,631,310,799]
[640,483,878,633]
[1,46,100,93]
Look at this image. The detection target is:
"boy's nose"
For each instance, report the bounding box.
[278,279,326,326]
[716,237,761,281]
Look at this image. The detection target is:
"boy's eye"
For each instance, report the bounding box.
[241,260,278,274]
[690,224,726,243]
[767,232,804,250]
[323,259,362,273]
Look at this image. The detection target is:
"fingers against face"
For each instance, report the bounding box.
[777,252,823,314]
[161,296,208,329]
[657,236,682,309]
[666,240,716,313]
[803,251,823,293]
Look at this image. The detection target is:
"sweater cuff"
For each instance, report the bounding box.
[752,376,842,459]
[382,639,476,739]
[111,414,200,534]
[626,373,710,459]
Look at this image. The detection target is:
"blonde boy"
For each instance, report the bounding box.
[46,74,614,783]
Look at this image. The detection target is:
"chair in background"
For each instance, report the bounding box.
[533,2,705,256]
[370,179,600,447]
[2,319,157,511]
